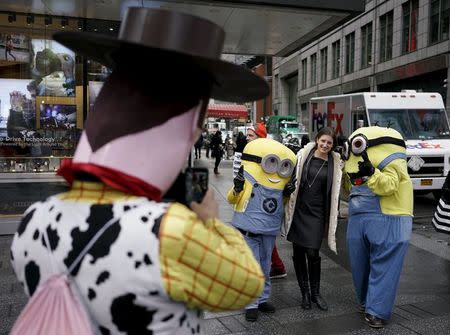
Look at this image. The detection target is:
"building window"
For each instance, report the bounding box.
[361,22,373,68]
[345,32,355,74]
[332,40,340,79]
[301,58,307,89]
[320,47,328,83]
[430,0,450,44]
[379,11,394,62]
[310,53,317,86]
[402,0,419,54]
[274,74,279,98]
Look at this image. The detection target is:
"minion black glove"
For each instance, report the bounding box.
[358,152,375,177]
[283,177,297,197]
[233,166,245,193]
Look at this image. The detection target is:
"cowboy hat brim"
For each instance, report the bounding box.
[53,31,269,102]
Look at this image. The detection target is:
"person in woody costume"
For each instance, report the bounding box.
[10,8,268,335]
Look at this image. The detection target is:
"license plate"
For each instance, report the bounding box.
[420,179,433,186]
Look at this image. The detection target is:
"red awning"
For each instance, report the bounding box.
[207,104,248,119]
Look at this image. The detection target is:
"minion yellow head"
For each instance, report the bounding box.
[343,126,406,173]
[241,138,297,190]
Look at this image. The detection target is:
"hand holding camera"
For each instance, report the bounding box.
[233,166,245,193]
[190,189,219,221]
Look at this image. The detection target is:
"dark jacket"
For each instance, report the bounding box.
[194,134,204,148]
[211,133,223,158]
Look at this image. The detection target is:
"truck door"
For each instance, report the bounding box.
[351,109,368,132]
[350,95,367,133]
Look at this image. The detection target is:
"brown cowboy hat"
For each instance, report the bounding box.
[53,7,269,102]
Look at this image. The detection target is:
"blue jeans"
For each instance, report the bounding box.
[244,234,276,309]
[347,213,412,320]
[347,185,412,320]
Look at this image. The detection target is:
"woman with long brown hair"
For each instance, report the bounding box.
[284,127,343,311]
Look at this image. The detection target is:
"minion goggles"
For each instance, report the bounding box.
[342,133,406,160]
[241,153,295,178]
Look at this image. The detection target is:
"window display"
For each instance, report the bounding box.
[0,79,80,161]
[0,33,31,63]
[0,13,118,219]
[31,39,75,96]
[0,78,36,141]
[40,104,76,129]
[88,81,103,112]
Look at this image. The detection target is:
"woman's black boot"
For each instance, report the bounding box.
[309,257,328,311]
[292,256,311,310]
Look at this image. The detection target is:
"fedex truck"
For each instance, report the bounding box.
[310,91,450,198]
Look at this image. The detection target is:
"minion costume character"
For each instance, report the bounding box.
[343,126,413,328]
[227,138,297,321]
[10,8,268,335]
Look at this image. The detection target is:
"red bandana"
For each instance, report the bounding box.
[57,159,162,201]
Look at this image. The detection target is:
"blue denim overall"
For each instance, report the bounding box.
[232,172,284,309]
[346,153,412,320]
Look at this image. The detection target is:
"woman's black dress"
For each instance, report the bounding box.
[287,156,328,249]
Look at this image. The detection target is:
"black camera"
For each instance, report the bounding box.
[163,167,209,206]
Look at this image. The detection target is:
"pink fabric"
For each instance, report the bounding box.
[10,274,93,335]
[72,103,201,194]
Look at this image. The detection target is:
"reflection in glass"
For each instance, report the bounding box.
[368,109,450,139]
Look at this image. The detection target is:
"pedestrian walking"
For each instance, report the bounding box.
[211,130,223,174]
[284,127,343,311]
[194,132,204,159]
[205,132,212,158]
[224,134,234,159]
[5,35,16,61]
[228,138,297,322]
[343,126,413,328]
[9,7,269,335]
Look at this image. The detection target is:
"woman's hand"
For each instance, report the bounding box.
[190,189,219,221]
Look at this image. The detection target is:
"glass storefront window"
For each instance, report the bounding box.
[0,13,118,217]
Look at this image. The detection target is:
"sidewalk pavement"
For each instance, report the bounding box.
[195,155,450,335]
[0,154,449,335]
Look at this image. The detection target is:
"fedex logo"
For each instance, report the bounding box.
[312,102,343,135]
[406,143,443,149]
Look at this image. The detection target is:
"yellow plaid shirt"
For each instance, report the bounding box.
[60,181,264,311]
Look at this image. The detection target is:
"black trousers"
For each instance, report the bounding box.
[293,243,320,262]
[214,155,221,170]
[195,147,202,158]
[292,243,320,286]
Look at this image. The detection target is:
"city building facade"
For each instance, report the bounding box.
[273,0,450,130]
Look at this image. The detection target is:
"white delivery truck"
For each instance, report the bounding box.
[310,91,450,199]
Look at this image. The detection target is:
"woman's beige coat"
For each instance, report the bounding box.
[283,142,343,253]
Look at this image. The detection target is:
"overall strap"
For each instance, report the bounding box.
[42,199,121,276]
[244,171,256,184]
[378,152,407,171]
[42,204,57,273]
[67,214,119,275]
